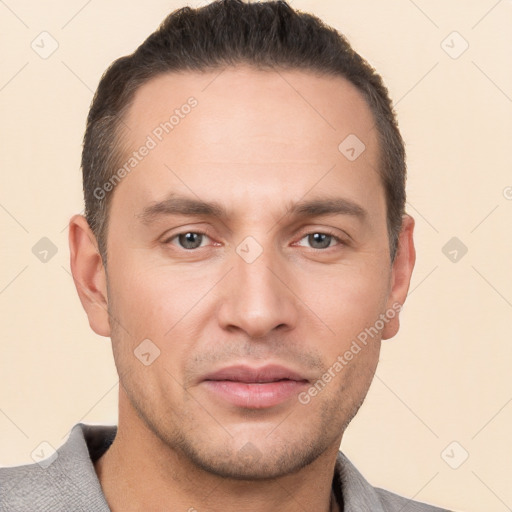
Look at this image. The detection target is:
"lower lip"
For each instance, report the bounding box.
[202,380,308,409]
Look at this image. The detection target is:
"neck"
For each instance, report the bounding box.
[94,401,341,512]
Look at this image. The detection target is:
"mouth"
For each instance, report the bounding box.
[201,364,309,409]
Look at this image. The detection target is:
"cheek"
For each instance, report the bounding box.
[106,265,188,403]
[108,258,189,337]
[294,261,390,345]
[106,257,215,382]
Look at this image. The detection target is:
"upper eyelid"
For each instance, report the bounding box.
[163,228,214,243]
[293,231,346,248]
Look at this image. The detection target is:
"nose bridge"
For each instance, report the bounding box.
[217,234,297,338]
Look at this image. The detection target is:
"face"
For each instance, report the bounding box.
[83,66,413,479]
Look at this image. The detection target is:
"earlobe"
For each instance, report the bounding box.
[68,214,111,337]
[382,214,416,340]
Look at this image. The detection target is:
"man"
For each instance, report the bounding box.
[0,1,453,510]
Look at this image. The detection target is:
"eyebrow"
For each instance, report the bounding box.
[137,193,368,225]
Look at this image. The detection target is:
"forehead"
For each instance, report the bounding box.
[122,65,377,155]
[111,66,383,222]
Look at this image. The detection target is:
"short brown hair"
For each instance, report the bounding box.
[82,0,406,265]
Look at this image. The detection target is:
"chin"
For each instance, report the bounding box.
[184,444,325,481]
[165,424,334,481]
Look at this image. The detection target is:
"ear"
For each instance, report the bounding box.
[68,214,111,337]
[382,214,416,340]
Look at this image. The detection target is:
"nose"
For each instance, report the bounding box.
[216,240,299,340]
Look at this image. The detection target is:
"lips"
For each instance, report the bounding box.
[201,364,309,409]
[202,364,309,384]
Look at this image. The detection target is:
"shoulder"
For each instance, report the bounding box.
[334,450,454,512]
[0,458,64,511]
[374,486,453,511]
[0,423,115,512]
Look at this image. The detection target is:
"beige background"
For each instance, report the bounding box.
[1,1,511,511]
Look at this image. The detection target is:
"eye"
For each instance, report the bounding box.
[163,229,346,252]
[164,231,212,250]
[295,231,345,250]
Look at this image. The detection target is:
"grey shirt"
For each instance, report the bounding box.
[0,423,453,511]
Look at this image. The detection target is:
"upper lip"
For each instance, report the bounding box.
[202,364,309,383]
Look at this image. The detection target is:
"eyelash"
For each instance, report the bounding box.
[163,228,347,251]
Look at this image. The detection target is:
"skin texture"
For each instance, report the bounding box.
[69,66,415,512]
